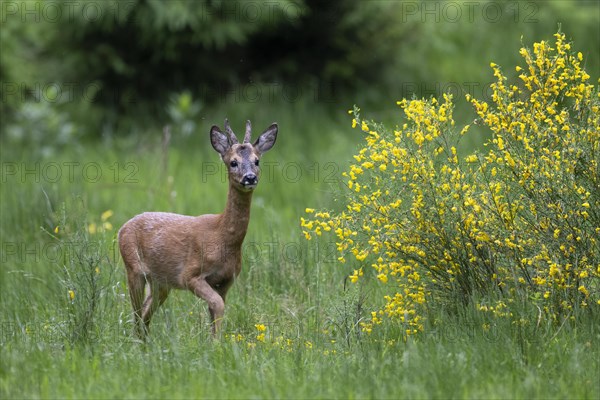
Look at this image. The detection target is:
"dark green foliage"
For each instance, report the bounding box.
[2,0,408,125]
[1,1,598,137]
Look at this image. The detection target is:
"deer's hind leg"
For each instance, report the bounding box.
[125,268,147,338]
[120,230,150,338]
[142,282,170,332]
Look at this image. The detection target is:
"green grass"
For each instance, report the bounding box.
[1,101,599,399]
[2,313,598,399]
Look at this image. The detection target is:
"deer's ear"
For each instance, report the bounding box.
[254,123,278,155]
[210,126,230,157]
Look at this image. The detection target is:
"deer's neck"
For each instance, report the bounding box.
[220,185,253,245]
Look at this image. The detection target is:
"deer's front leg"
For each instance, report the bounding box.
[188,277,225,336]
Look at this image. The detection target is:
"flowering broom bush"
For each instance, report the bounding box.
[301,32,599,337]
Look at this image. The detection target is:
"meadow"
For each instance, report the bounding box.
[2,37,600,399]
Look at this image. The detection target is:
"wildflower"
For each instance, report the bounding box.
[68,290,75,301]
[349,268,363,283]
[101,210,114,221]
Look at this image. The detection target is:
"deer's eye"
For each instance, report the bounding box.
[230,160,238,168]
[254,159,260,166]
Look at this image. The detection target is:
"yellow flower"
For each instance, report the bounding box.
[355,250,368,262]
[101,210,114,221]
[255,324,266,332]
[68,290,75,301]
[349,268,363,283]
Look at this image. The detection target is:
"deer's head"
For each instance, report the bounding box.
[210,119,278,192]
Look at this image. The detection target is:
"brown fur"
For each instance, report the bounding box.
[118,120,278,338]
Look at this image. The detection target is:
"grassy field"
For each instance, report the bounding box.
[1,99,599,399]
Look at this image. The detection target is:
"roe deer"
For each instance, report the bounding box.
[118,119,278,338]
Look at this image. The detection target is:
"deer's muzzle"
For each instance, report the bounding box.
[241,173,258,188]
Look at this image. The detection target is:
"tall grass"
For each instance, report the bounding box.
[2,80,599,399]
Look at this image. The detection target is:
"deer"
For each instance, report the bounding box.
[118,119,278,338]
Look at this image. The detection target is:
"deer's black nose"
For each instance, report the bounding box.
[242,174,257,186]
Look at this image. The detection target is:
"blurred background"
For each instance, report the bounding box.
[1,0,598,149]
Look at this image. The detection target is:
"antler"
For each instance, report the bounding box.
[243,120,252,143]
[224,119,238,145]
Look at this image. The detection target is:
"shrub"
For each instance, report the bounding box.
[301,32,599,338]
